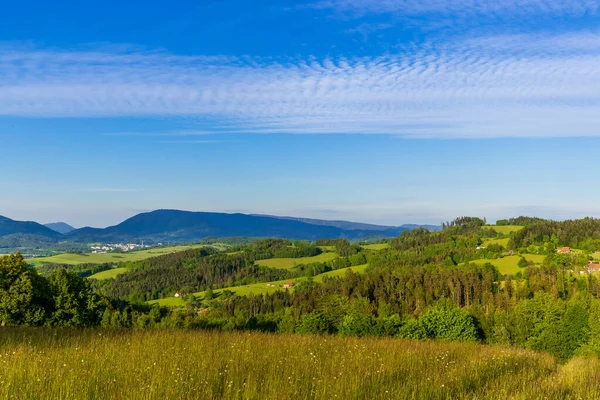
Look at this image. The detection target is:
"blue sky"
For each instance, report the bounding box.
[1,0,600,227]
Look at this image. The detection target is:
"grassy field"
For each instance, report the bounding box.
[149,264,369,307]
[1,328,600,400]
[89,267,129,280]
[485,225,524,235]
[361,243,390,250]
[255,252,339,269]
[469,254,547,275]
[29,244,224,268]
[313,264,368,281]
[482,238,510,247]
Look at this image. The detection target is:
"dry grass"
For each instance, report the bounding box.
[1,329,599,399]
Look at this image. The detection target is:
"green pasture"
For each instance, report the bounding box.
[255,252,339,269]
[482,238,511,247]
[361,243,390,250]
[313,264,368,282]
[29,244,224,268]
[89,267,128,280]
[149,264,369,307]
[485,225,524,235]
[469,254,546,275]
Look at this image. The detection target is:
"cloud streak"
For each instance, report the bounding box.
[1,30,600,138]
[309,0,600,18]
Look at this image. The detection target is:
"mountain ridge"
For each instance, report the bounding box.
[1,210,439,246]
[44,222,76,234]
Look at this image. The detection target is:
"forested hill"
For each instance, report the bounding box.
[44,222,75,234]
[252,214,440,233]
[0,215,63,239]
[65,210,411,243]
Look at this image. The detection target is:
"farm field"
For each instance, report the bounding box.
[361,243,390,250]
[89,267,128,280]
[28,244,225,268]
[149,264,369,307]
[482,238,510,247]
[2,328,600,400]
[484,225,524,235]
[255,252,339,269]
[469,254,546,275]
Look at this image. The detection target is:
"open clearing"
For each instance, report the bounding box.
[29,244,225,268]
[89,267,129,280]
[485,225,524,235]
[255,252,339,269]
[469,254,546,275]
[482,238,511,247]
[3,328,599,400]
[361,243,390,250]
[149,264,369,307]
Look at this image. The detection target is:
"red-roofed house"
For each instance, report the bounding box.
[587,261,600,273]
[558,247,572,254]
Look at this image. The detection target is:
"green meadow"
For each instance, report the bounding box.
[361,243,390,250]
[482,237,511,247]
[255,252,339,269]
[149,264,369,307]
[484,225,524,235]
[89,267,129,280]
[2,328,599,400]
[469,254,546,275]
[28,244,224,268]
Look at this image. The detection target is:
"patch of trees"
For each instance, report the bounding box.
[96,252,294,301]
[496,216,548,226]
[37,262,115,278]
[511,218,600,251]
[0,254,106,327]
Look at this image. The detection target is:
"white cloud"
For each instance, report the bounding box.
[1,31,600,138]
[309,0,600,18]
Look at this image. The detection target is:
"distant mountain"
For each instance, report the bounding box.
[44,222,76,234]
[397,224,442,232]
[0,210,437,247]
[254,214,441,233]
[0,216,62,240]
[66,210,413,243]
[251,215,397,231]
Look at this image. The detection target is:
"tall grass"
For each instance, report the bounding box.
[1,329,599,399]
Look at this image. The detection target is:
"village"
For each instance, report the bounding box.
[90,242,155,254]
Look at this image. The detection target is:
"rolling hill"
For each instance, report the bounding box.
[44,222,76,234]
[1,210,438,246]
[253,214,440,233]
[0,216,62,240]
[66,210,407,243]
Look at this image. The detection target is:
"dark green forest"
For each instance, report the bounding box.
[4,216,600,362]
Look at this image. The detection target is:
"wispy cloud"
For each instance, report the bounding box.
[309,0,600,18]
[1,30,600,138]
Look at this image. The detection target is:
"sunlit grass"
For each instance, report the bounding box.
[484,225,524,235]
[149,265,369,307]
[361,243,390,250]
[89,267,129,280]
[469,254,546,275]
[482,238,510,247]
[29,244,227,268]
[1,328,599,399]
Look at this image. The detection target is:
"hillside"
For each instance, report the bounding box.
[0,216,62,240]
[253,214,440,233]
[66,210,409,243]
[44,222,75,234]
[4,329,599,400]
